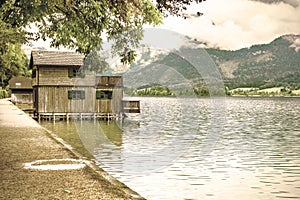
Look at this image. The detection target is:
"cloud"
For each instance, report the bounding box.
[159,0,300,50]
[251,0,299,7]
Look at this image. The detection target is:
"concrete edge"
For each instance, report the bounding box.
[42,127,146,200]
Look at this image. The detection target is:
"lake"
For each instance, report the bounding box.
[41,97,300,200]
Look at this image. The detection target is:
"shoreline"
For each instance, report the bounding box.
[0,98,145,200]
[41,122,145,200]
[228,95,300,98]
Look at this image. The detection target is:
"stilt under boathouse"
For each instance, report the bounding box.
[30,50,140,120]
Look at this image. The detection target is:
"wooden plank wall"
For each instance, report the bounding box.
[37,86,96,113]
[33,68,124,115]
[95,99,112,113]
[37,66,95,86]
[36,87,123,114]
[96,76,123,88]
[11,94,33,104]
[32,66,37,86]
[95,88,123,114]
[112,88,123,113]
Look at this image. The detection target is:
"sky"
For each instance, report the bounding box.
[159,0,300,50]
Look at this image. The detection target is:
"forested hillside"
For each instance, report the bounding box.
[123,34,300,93]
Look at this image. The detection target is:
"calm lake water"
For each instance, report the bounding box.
[41,97,300,200]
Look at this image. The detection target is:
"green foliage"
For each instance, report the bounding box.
[0,19,27,49]
[0,43,30,88]
[275,72,300,83]
[124,35,300,97]
[1,0,206,64]
[0,10,30,88]
[1,0,163,62]
[0,88,8,99]
[0,0,161,87]
[133,84,175,96]
[120,50,137,65]
[0,0,206,84]
[207,35,300,89]
[156,0,203,16]
[83,50,109,73]
[155,52,202,82]
[193,87,209,96]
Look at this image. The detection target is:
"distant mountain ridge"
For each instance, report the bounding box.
[122,34,300,91]
[208,34,300,88]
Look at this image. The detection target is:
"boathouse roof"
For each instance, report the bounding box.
[9,77,32,89]
[30,51,85,68]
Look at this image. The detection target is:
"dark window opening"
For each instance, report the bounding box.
[96,90,112,99]
[68,68,85,78]
[68,90,85,100]
[32,69,36,78]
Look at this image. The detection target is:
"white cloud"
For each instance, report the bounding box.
[159,0,300,50]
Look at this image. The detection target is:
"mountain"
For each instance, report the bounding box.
[208,34,300,89]
[119,34,300,92]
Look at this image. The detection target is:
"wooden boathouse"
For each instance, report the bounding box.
[30,50,139,120]
[9,77,33,107]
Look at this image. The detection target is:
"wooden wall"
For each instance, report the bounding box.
[33,66,95,86]
[96,76,123,88]
[95,88,123,114]
[11,93,33,104]
[35,87,123,114]
[32,66,124,114]
[35,86,95,113]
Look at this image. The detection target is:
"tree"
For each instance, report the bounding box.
[156,0,205,16]
[0,0,203,86]
[83,49,109,73]
[0,43,30,88]
[1,0,203,57]
[0,18,30,88]
[1,0,163,58]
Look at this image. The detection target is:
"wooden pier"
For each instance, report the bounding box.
[35,112,123,121]
[122,100,140,113]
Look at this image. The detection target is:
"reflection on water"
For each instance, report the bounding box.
[41,97,300,200]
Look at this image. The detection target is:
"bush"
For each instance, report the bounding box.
[0,89,9,99]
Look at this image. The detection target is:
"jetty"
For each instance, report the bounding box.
[0,98,144,199]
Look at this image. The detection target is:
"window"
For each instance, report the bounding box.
[68,90,85,100]
[68,68,85,78]
[32,69,36,78]
[96,90,112,99]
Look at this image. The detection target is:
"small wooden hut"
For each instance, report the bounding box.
[9,77,33,106]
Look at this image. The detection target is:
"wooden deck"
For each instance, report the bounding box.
[34,100,141,121]
[122,100,140,113]
[35,112,123,121]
